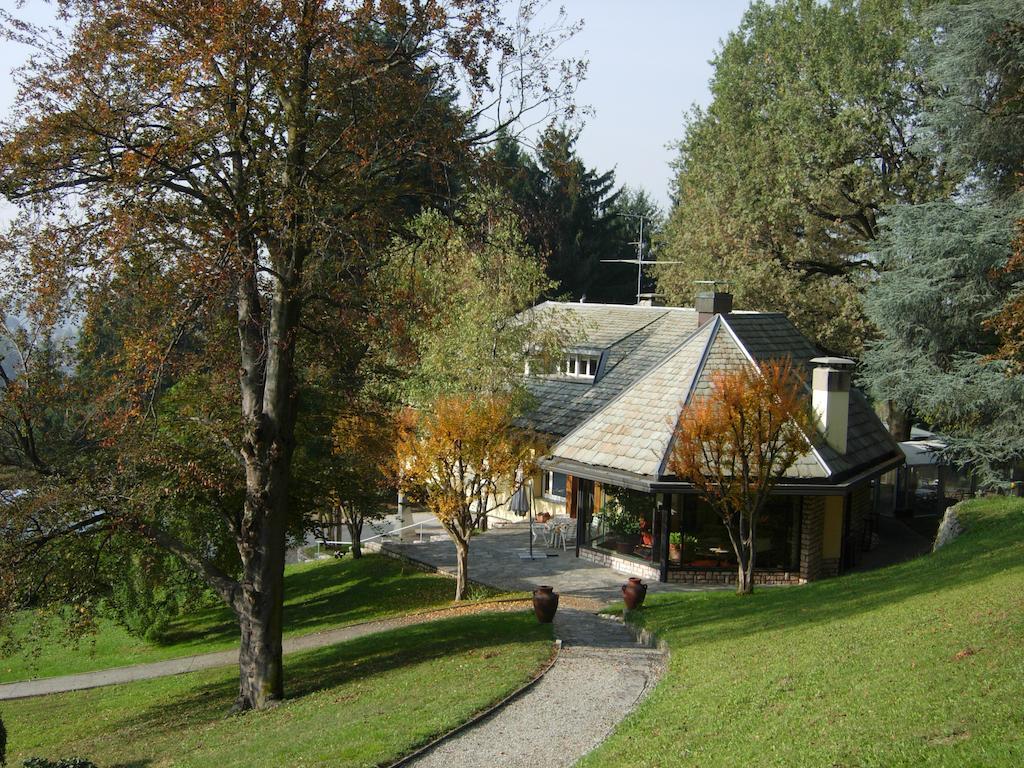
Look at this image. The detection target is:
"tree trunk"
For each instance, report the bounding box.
[347,518,362,559]
[232,244,302,712]
[736,546,754,595]
[233,516,287,712]
[884,400,912,442]
[454,537,469,601]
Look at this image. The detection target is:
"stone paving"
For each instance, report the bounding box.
[376,521,721,604]
[404,608,666,768]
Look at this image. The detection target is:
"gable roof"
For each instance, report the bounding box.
[524,302,902,487]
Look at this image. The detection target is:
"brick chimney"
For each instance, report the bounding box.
[810,356,854,453]
[696,289,733,328]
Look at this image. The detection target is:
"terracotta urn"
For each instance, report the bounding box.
[532,585,559,623]
[621,577,647,610]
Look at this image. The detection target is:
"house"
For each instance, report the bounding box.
[504,290,904,586]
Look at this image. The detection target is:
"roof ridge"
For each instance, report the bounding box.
[654,317,725,477]
[601,311,674,353]
[539,301,695,311]
[718,315,832,477]
[548,320,717,465]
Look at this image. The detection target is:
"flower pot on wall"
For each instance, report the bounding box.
[622,577,647,610]
[532,585,559,623]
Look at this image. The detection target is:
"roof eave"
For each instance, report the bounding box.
[539,449,905,496]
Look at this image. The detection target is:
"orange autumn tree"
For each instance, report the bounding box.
[669,358,813,595]
[397,395,537,601]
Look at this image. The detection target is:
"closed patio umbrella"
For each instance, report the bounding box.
[509,476,545,560]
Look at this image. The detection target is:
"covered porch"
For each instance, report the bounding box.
[369,520,726,604]
[566,476,806,586]
[551,467,882,586]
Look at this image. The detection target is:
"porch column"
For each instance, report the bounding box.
[800,496,825,582]
[565,475,578,519]
[658,494,670,582]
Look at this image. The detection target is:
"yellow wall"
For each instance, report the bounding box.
[822,496,845,559]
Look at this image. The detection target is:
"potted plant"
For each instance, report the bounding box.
[668,532,682,561]
[598,500,641,553]
[669,532,698,562]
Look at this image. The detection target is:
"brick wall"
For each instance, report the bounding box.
[666,568,801,586]
[800,495,825,582]
[580,547,801,585]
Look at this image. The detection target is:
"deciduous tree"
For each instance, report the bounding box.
[0,0,580,711]
[382,194,565,598]
[397,394,537,600]
[657,0,952,357]
[669,359,813,595]
[295,399,398,559]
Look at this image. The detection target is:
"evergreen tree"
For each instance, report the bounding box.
[861,0,1024,483]
[489,127,639,302]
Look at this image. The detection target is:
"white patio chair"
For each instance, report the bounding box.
[532,523,547,546]
[545,521,560,548]
[559,520,577,551]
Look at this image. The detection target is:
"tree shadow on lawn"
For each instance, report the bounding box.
[636,500,1024,646]
[115,612,546,736]
[156,555,454,648]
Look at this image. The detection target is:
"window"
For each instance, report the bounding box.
[670,495,800,571]
[543,471,567,500]
[563,353,600,379]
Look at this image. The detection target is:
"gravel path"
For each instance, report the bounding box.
[403,608,666,768]
[0,600,532,701]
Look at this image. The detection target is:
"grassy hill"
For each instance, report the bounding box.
[585,497,1024,767]
[4,612,553,767]
[1,553,500,682]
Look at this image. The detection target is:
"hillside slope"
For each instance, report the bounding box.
[584,498,1024,767]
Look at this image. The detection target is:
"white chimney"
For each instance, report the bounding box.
[810,357,854,454]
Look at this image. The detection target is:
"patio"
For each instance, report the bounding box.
[373,521,725,604]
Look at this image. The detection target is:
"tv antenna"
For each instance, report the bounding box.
[601,212,683,304]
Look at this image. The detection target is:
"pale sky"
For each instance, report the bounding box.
[0,0,750,211]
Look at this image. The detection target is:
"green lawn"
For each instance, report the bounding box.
[3,611,553,767]
[583,497,1024,768]
[1,553,498,683]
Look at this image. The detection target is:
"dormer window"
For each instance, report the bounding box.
[565,353,600,379]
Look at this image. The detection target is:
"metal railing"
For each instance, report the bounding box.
[304,520,440,560]
[361,519,438,545]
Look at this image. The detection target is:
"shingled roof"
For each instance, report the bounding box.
[523,301,902,487]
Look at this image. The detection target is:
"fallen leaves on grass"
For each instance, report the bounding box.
[952,647,980,661]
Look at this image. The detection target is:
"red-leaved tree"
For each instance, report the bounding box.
[669,359,813,595]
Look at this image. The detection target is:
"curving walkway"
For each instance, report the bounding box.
[0,601,530,701]
[3,583,668,768]
[401,608,666,768]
